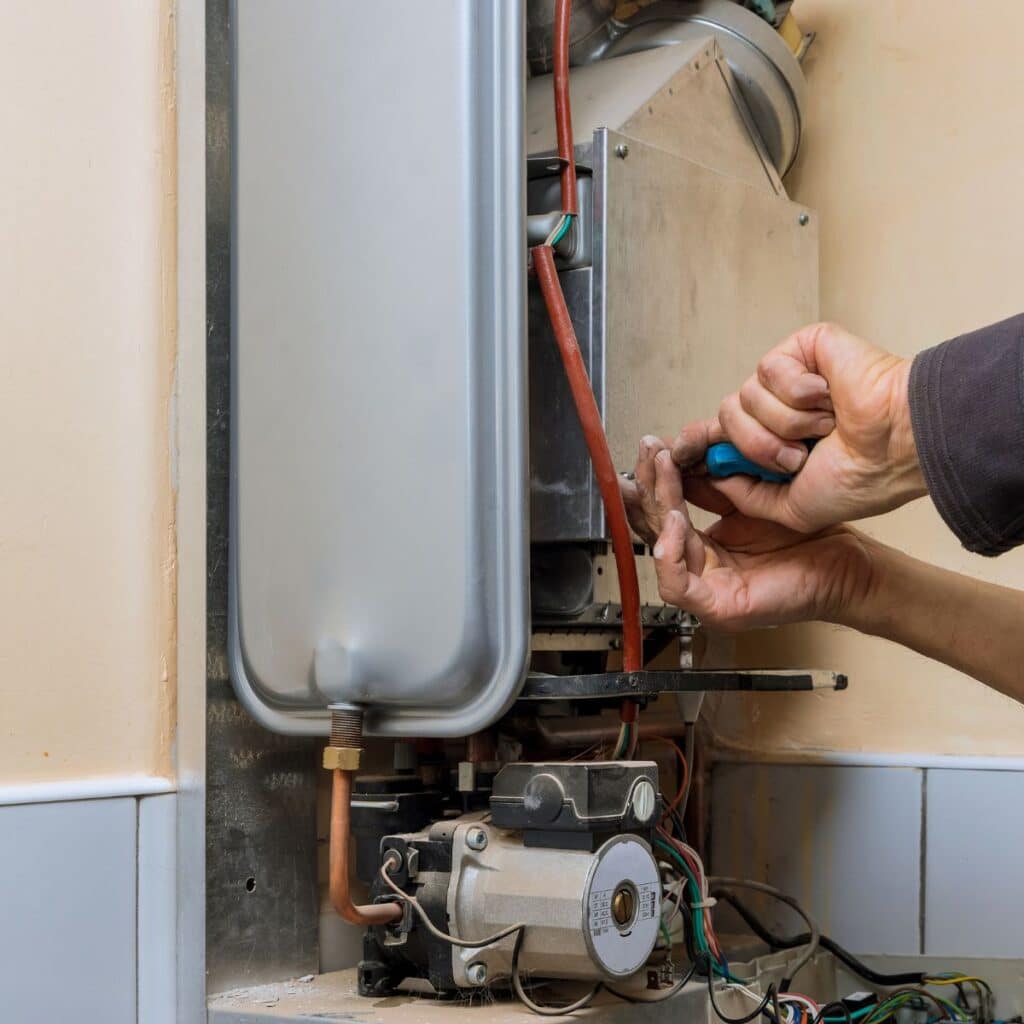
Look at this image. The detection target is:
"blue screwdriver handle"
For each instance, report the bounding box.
[706,442,796,483]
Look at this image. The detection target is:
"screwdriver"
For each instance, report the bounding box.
[705,440,816,483]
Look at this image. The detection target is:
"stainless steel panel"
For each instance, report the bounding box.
[208,0,320,992]
[529,127,816,543]
[526,38,777,195]
[605,0,807,176]
[206,684,320,994]
[230,1,529,736]
[529,268,603,541]
[601,130,818,474]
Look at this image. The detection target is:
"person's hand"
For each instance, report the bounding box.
[671,322,927,533]
[622,438,877,630]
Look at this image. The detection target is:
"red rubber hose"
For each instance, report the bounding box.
[532,244,643,673]
[553,0,578,215]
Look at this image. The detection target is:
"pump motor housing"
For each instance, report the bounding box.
[358,762,663,995]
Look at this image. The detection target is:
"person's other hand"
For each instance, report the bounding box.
[654,506,876,631]
[671,322,927,532]
[621,435,734,546]
[623,438,876,630]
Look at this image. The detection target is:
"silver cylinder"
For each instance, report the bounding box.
[447,819,661,986]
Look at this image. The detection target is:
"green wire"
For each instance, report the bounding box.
[551,213,573,246]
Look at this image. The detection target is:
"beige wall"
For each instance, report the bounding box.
[705,0,1024,757]
[0,3,177,783]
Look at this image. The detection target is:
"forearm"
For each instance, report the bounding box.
[841,541,1024,703]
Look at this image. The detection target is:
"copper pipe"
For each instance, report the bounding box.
[466,730,496,764]
[329,768,402,926]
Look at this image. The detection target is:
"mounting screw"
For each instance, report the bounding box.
[615,143,630,159]
[467,962,488,986]
[798,212,810,226]
[466,827,488,852]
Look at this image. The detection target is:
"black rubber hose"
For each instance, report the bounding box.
[710,889,927,988]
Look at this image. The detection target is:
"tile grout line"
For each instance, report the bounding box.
[136,796,141,1024]
[918,769,928,955]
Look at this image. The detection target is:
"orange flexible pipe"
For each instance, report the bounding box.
[553,0,578,215]
[532,244,643,674]
[329,769,402,926]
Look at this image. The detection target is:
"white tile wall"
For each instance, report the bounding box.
[710,764,923,954]
[924,769,1024,957]
[0,797,137,1024]
[138,794,177,1024]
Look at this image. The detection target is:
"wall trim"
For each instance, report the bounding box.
[711,750,1024,772]
[0,775,175,807]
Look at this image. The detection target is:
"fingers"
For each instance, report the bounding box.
[718,392,809,475]
[756,344,832,411]
[705,511,805,552]
[706,475,810,532]
[623,435,669,545]
[679,475,736,517]
[671,419,726,469]
[620,476,652,545]
[653,509,715,617]
[739,374,835,441]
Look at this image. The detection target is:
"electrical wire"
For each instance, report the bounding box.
[862,988,964,1024]
[605,960,699,1003]
[810,1003,853,1024]
[510,930,603,1016]
[532,244,643,676]
[654,830,728,971]
[382,855,608,1018]
[682,722,696,814]
[649,734,689,819]
[711,889,929,989]
[379,857,524,950]
[707,878,820,990]
[552,0,578,215]
[544,212,573,247]
[703,959,778,1024]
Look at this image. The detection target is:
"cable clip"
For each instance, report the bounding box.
[691,897,717,910]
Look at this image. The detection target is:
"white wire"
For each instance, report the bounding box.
[543,213,570,247]
[780,994,821,1013]
[661,876,686,929]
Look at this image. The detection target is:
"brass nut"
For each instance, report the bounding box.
[323,746,362,771]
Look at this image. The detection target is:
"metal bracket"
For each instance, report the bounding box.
[519,668,847,702]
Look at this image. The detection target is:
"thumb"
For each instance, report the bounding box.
[653,510,715,617]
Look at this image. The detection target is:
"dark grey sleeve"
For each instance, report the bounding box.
[908,313,1024,556]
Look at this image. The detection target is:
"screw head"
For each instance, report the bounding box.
[466,827,488,852]
[467,962,488,986]
[615,143,630,159]
[798,212,810,226]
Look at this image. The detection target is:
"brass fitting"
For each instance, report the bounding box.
[324,703,365,771]
[323,746,362,771]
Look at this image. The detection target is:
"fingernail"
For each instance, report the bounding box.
[816,415,836,434]
[653,543,664,559]
[655,449,672,466]
[778,446,805,473]
[798,374,830,399]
